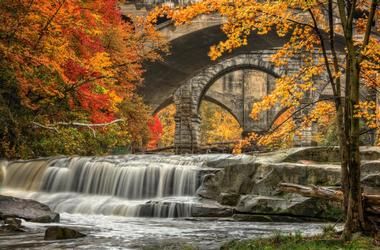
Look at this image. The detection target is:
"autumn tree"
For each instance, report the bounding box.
[200,101,242,144]
[157,104,176,147]
[0,0,166,157]
[147,115,163,149]
[149,0,379,239]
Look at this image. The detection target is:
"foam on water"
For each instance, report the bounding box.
[2,155,204,217]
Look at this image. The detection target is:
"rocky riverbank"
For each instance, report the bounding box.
[193,146,380,222]
[1,147,379,224]
[0,195,59,223]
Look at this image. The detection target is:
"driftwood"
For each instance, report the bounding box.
[278,183,344,202]
[279,183,380,206]
[278,182,380,226]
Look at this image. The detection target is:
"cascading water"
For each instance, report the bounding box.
[1,155,204,218]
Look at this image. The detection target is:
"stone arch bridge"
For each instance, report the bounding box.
[121,2,340,153]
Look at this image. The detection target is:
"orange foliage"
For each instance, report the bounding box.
[0,0,166,123]
[157,104,176,147]
[150,0,379,151]
[147,115,163,150]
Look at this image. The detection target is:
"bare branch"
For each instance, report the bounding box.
[31,119,126,136]
[308,8,338,97]
[361,0,378,53]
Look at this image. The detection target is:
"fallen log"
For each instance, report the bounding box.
[279,182,380,233]
[278,183,380,210]
[278,183,344,202]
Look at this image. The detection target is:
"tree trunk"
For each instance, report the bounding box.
[342,50,366,241]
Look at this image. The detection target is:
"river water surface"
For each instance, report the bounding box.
[0,212,328,249]
[1,155,331,249]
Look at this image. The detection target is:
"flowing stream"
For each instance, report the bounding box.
[0,154,328,249]
[3,155,202,217]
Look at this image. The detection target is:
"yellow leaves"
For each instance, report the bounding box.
[88,52,113,77]
[360,39,380,88]
[354,101,378,129]
[157,104,176,147]
[108,90,123,112]
[200,101,242,144]
[236,108,297,152]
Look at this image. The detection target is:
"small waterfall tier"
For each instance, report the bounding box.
[1,155,208,218]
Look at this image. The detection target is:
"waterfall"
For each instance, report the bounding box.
[1,155,204,218]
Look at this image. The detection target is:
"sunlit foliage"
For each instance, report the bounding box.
[157,104,176,147]
[200,101,242,144]
[0,0,167,158]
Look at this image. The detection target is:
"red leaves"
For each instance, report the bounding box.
[70,28,104,58]
[63,60,87,82]
[77,83,115,123]
[147,115,163,149]
[0,0,166,150]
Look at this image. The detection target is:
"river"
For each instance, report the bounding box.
[0,154,331,249]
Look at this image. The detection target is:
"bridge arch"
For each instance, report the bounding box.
[173,53,286,153]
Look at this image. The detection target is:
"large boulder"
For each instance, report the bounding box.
[0,195,59,223]
[360,147,380,161]
[360,160,380,194]
[217,192,241,206]
[197,161,342,199]
[191,200,233,217]
[251,163,341,195]
[197,147,380,200]
[281,147,341,163]
[275,146,380,163]
[196,174,221,200]
[44,226,85,240]
[361,174,380,194]
[235,195,343,221]
[361,160,380,175]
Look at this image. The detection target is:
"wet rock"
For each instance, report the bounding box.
[0,224,25,233]
[44,226,86,240]
[199,161,342,199]
[360,161,380,194]
[362,174,380,186]
[279,146,380,163]
[191,200,233,217]
[232,214,323,222]
[0,195,59,223]
[361,174,380,194]
[204,154,255,169]
[254,163,341,195]
[191,206,233,217]
[235,195,343,221]
[360,147,380,161]
[217,193,240,206]
[361,161,380,175]
[4,218,22,227]
[196,174,220,200]
[282,147,341,163]
[0,217,24,233]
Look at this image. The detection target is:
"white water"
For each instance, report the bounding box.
[0,213,329,249]
[2,155,203,217]
[0,154,331,249]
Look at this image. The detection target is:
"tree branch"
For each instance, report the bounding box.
[308,8,338,97]
[31,119,126,136]
[33,0,66,50]
[361,0,378,55]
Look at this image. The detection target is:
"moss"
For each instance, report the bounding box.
[143,242,199,250]
[221,233,379,250]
